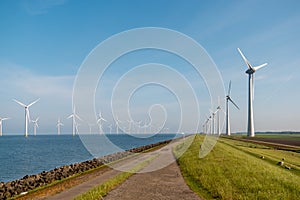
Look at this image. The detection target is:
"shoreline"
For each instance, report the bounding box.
[0,138,174,199]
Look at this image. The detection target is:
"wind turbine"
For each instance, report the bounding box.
[57,118,64,135]
[97,112,107,134]
[115,117,122,134]
[108,124,112,134]
[237,48,267,137]
[226,81,239,136]
[67,107,81,136]
[13,98,40,137]
[31,117,39,136]
[88,123,94,134]
[0,117,10,136]
[127,119,134,133]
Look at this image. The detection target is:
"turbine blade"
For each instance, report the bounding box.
[229,98,240,110]
[228,81,232,96]
[67,114,73,119]
[26,108,31,121]
[28,98,40,107]
[253,63,267,71]
[237,48,253,70]
[13,99,26,107]
[2,118,10,121]
[75,114,83,121]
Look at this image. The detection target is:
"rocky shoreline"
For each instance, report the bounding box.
[0,139,172,199]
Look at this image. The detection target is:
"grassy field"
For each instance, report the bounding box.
[174,135,300,200]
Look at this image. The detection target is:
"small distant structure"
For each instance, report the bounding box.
[0,117,10,136]
[31,117,39,136]
[13,98,40,137]
[225,81,239,136]
[57,118,64,135]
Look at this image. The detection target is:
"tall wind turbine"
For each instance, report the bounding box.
[237,48,267,137]
[67,107,81,136]
[57,118,64,135]
[226,81,239,136]
[0,117,10,136]
[97,112,107,134]
[13,98,40,137]
[32,117,39,136]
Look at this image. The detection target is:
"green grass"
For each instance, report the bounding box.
[73,155,157,200]
[174,135,300,200]
[220,138,300,171]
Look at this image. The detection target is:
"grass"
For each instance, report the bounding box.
[174,135,300,200]
[220,138,300,172]
[73,155,157,200]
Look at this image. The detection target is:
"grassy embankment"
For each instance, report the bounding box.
[174,135,300,200]
[73,155,157,200]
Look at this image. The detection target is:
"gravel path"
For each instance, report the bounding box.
[45,137,201,200]
[104,142,201,200]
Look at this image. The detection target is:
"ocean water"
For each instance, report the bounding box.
[0,134,177,183]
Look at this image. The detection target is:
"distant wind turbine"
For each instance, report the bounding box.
[13,98,40,137]
[0,117,10,136]
[88,123,94,134]
[127,119,134,133]
[57,118,64,135]
[108,124,112,134]
[225,81,239,136]
[67,107,81,136]
[115,117,122,134]
[31,117,39,136]
[237,48,267,137]
[97,112,107,134]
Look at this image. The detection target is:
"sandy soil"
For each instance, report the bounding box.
[248,137,300,146]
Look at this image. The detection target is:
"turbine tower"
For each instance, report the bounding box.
[32,117,39,136]
[57,118,64,135]
[0,117,10,136]
[13,98,40,137]
[237,48,267,137]
[67,107,81,136]
[226,81,239,136]
[97,112,107,134]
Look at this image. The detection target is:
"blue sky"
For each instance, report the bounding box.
[0,0,299,134]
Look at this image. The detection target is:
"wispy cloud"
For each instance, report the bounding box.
[22,0,68,15]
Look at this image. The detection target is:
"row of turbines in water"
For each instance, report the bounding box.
[0,100,168,137]
[203,48,267,137]
[0,48,267,138]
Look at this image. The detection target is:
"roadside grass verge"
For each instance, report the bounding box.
[73,155,157,200]
[174,135,300,200]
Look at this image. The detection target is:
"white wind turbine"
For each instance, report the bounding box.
[108,124,112,134]
[0,117,10,136]
[31,117,39,136]
[237,48,267,137]
[13,98,40,137]
[67,107,81,136]
[127,119,134,133]
[209,110,218,135]
[226,81,239,136]
[57,118,64,135]
[115,117,122,134]
[88,123,94,134]
[97,112,107,134]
